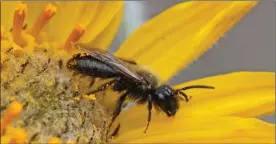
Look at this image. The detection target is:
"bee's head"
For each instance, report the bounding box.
[67,54,81,69]
[153,85,179,117]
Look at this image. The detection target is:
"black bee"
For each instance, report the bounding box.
[67,45,214,137]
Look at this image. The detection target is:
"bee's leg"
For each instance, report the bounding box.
[106,91,129,141]
[86,78,118,95]
[110,123,121,138]
[88,77,96,87]
[144,95,152,133]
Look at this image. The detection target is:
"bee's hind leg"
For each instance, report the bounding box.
[86,78,118,95]
[144,95,152,133]
[106,91,129,141]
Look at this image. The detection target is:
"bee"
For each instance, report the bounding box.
[67,45,214,137]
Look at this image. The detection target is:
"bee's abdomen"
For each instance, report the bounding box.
[75,57,119,78]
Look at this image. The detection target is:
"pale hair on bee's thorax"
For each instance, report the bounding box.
[134,64,162,88]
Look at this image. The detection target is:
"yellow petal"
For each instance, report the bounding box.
[110,72,275,135]
[77,2,100,27]
[79,2,124,45]
[1,2,18,29]
[24,2,50,29]
[174,72,275,101]
[43,2,87,43]
[115,1,258,82]
[85,5,124,50]
[113,116,274,143]
[175,71,275,117]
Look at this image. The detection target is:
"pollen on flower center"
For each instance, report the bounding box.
[29,3,56,38]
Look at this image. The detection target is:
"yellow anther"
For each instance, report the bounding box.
[8,101,23,116]
[1,101,23,135]
[64,24,85,51]
[12,2,27,47]
[48,137,62,144]
[29,3,56,38]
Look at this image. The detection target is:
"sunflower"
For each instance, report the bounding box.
[1,1,275,144]
[1,1,123,143]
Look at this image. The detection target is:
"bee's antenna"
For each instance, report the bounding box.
[175,85,214,102]
[175,90,189,102]
[180,85,215,91]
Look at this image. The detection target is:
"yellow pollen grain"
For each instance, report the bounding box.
[46,81,54,87]
[29,3,57,38]
[1,101,23,135]
[12,3,27,47]
[82,94,96,101]
[9,96,16,101]
[14,3,27,15]
[73,96,81,101]
[74,85,79,91]
[48,137,62,144]
[64,24,85,51]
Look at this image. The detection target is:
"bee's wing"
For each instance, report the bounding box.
[77,46,144,82]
